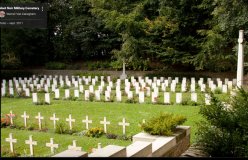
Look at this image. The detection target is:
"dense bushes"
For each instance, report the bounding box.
[1,70,33,80]
[195,88,248,157]
[1,52,22,70]
[140,112,187,136]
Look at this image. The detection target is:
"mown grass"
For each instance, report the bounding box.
[1,81,231,157]
[1,96,206,157]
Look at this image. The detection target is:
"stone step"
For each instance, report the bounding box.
[126,141,152,157]
[88,145,126,157]
[52,149,88,157]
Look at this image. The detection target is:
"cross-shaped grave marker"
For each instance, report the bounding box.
[100,117,110,133]
[82,115,92,130]
[68,140,81,151]
[21,111,29,128]
[35,112,44,130]
[66,114,75,130]
[118,118,130,135]
[5,133,17,153]
[50,113,59,129]
[46,138,59,154]
[8,110,15,125]
[25,135,37,156]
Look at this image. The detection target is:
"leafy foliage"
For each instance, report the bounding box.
[85,127,104,138]
[195,88,248,157]
[140,112,187,136]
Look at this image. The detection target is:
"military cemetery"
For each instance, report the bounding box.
[1,0,247,158]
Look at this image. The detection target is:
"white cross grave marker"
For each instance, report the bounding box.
[100,117,110,133]
[50,113,59,129]
[35,112,44,130]
[68,140,81,151]
[21,111,29,127]
[118,118,130,135]
[8,110,15,125]
[82,115,92,130]
[5,133,17,153]
[66,114,75,130]
[46,138,59,154]
[25,135,37,156]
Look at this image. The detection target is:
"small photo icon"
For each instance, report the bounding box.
[0,11,5,18]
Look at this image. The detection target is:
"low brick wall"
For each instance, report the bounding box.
[164,127,190,157]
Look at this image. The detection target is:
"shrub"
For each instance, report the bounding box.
[1,70,33,80]
[106,133,118,139]
[195,88,248,157]
[140,112,187,136]
[89,93,94,102]
[214,88,222,94]
[1,52,22,69]
[55,122,67,134]
[85,127,104,138]
[45,62,66,70]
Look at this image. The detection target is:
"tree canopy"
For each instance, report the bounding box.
[1,0,247,71]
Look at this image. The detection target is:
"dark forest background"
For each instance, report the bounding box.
[1,0,248,72]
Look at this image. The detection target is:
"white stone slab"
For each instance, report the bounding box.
[89,145,126,157]
[139,92,145,103]
[126,141,152,157]
[176,93,182,104]
[53,150,88,157]
[191,93,197,102]
[152,137,176,157]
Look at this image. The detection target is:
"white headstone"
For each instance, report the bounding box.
[116,91,122,102]
[79,85,84,93]
[1,87,6,97]
[164,92,170,104]
[9,87,14,96]
[205,94,211,105]
[65,89,70,99]
[55,89,60,99]
[85,90,90,101]
[191,93,197,102]
[105,91,111,101]
[32,93,38,103]
[127,91,133,100]
[95,90,101,101]
[74,90,79,98]
[139,92,145,103]
[222,85,228,93]
[45,93,50,104]
[176,93,182,104]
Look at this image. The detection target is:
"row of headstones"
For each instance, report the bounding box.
[5,133,95,156]
[1,76,237,97]
[31,91,221,105]
[4,111,130,135]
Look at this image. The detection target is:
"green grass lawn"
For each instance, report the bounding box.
[1,82,231,157]
[1,96,205,157]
